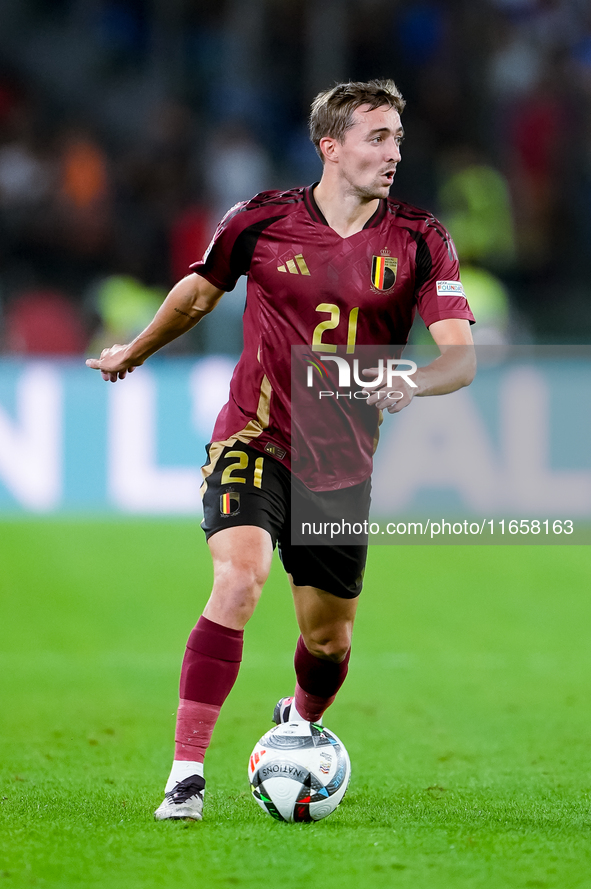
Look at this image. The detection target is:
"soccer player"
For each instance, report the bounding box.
[86,80,476,821]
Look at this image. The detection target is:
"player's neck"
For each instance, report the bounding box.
[313,180,380,238]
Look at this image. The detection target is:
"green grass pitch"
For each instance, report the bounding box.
[1,520,590,888]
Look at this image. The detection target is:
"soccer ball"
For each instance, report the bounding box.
[248,721,351,822]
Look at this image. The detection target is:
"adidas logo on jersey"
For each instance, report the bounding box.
[277,254,310,275]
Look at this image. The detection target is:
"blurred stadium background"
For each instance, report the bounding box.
[2,0,591,350]
[2,9,591,885]
[1,0,591,517]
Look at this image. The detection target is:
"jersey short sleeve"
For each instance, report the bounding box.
[189,201,250,292]
[414,222,475,329]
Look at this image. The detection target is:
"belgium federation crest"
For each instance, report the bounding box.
[371,254,398,291]
[220,491,240,517]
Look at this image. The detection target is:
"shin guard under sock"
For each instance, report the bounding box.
[174,616,243,761]
[293,634,350,722]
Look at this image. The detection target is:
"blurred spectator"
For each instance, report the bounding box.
[117,100,197,217]
[458,264,512,345]
[199,121,271,352]
[438,144,515,270]
[59,130,109,210]
[51,126,112,258]
[0,79,21,129]
[169,204,213,284]
[432,143,518,344]
[0,0,589,346]
[88,274,165,355]
[3,288,88,355]
[204,122,273,220]
[0,99,53,216]
[506,75,570,267]
[284,124,322,186]
[0,132,52,213]
[488,22,543,99]
[93,0,150,71]
[395,1,447,69]
[570,12,591,94]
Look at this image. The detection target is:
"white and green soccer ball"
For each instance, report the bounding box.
[248,721,351,822]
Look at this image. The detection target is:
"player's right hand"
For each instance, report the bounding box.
[360,366,416,413]
[85,345,138,382]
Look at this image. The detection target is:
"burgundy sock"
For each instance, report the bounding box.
[174,616,243,761]
[293,635,350,722]
[174,699,220,763]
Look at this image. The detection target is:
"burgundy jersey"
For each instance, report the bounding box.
[191,185,474,491]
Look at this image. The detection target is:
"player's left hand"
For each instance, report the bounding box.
[360,367,416,414]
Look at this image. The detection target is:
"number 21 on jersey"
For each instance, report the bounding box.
[312,303,359,354]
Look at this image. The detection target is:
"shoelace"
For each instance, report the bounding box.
[168,777,205,804]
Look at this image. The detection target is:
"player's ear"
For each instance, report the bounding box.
[319,136,339,164]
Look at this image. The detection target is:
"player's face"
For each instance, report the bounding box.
[335,105,403,200]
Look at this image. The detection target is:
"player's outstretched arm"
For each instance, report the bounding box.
[85,274,225,382]
[364,318,476,413]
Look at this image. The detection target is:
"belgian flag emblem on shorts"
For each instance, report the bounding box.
[371,255,398,291]
[220,491,240,517]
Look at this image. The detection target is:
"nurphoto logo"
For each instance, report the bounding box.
[305,354,418,401]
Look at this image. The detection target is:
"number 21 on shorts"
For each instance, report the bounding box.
[221,450,264,489]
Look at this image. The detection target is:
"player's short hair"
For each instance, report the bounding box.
[309,79,406,161]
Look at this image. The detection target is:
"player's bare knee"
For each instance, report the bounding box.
[206,581,261,629]
[236,560,268,599]
[304,632,351,663]
[214,553,268,594]
[213,569,263,608]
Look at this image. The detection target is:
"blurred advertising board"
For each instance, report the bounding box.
[0,349,590,542]
[0,357,234,515]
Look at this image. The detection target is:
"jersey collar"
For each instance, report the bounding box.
[304,183,387,230]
